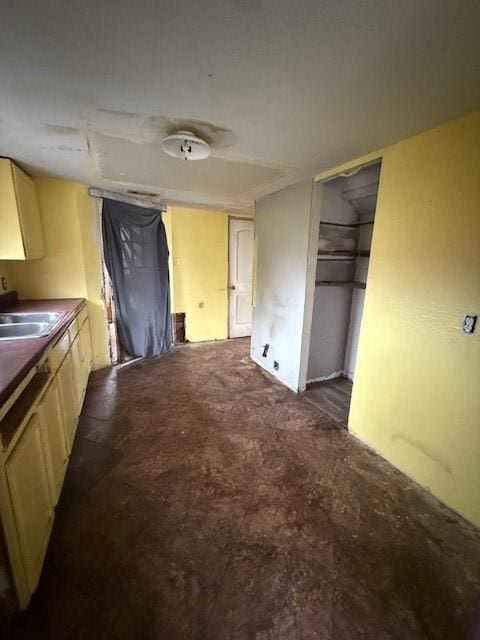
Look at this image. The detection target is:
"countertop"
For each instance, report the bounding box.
[0,294,85,408]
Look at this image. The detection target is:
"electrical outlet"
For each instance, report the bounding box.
[463,313,477,334]
[0,277,7,292]
[273,361,279,371]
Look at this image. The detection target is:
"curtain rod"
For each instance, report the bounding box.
[89,187,166,211]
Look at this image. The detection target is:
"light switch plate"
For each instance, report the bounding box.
[462,313,477,334]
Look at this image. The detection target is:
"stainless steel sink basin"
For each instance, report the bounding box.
[0,312,61,325]
[0,312,62,340]
[0,322,52,340]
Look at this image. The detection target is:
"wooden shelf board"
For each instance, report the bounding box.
[354,219,375,226]
[317,250,370,258]
[320,221,357,228]
[320,219,374,228]
[315,280,366,290]
[317,257,355,261]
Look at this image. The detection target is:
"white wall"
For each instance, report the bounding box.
[308,285,352,380]
[343,288,365,379]
[251,181,314,391]
[320,179,357,224]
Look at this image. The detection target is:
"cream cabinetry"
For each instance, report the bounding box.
[5,413,53,593]
[70,334,83,414]
[57,351,77,449]
[0,159,44,260]
[0,303,93,608]
[79,317,93,387]
[37,377,68,506]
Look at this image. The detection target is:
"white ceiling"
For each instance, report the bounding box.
[1,0,479,213]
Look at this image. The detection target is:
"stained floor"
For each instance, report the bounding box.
[303,378,353,426]
[13,339,480,639]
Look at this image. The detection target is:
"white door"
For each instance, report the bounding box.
[229,218,254,338]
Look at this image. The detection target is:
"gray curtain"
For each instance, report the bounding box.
[102,198,172,357]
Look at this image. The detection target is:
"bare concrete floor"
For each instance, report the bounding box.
[12,339,480,639]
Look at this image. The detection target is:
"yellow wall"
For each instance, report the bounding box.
[316,110,480,526]
[165,207,229,342]
[7,178,110,369]
[6,187,230,357]
[75,186,111,370]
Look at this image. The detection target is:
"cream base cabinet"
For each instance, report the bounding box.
[0,303,94,609]
[5,413,53,593]
[37,378,68,506]
[70,334,83,416]
[79,319,93,389]
[56,350,77,450]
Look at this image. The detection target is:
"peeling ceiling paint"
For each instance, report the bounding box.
[0,0,479,212]
[95,130,288,198]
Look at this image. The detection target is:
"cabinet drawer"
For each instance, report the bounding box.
[48,331,70,371]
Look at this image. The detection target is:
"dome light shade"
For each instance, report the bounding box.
[161,130,211,160]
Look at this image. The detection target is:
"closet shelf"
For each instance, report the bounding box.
[317,250,370,259]
[353,219,374,226]
[315,280,366,290]
[317,257,355,262]
[320,219,374,228]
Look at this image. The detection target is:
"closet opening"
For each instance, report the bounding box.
[303,159,381,427]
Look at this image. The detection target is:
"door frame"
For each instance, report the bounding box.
[94,197,121,364]
[227,215,254,339]
[298,157,383,395]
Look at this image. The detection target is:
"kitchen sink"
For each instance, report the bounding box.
[0,312,61,325]
[0,323,53,340]
[0,312,62,340]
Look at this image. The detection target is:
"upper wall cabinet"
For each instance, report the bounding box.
[0,159,45,260]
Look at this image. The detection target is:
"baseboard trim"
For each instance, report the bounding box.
[251,354,299,393]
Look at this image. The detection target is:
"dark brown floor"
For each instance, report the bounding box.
[11,339,480,639]
[303,378,353,426]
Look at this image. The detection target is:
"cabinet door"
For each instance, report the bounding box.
[11,163,44,259]
[0,159,25,259]
[70,334,83,413]
[5,413,53,593]
[57,351,76,450]
[79,320,93,387]
[38,378,68,505]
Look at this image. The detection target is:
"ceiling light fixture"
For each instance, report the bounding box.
[161,130,211,160]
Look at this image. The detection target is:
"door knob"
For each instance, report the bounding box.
[230,285,236,290]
